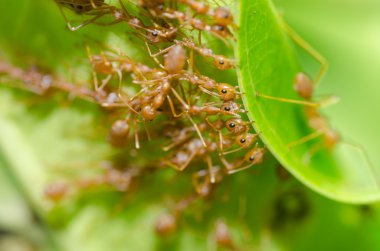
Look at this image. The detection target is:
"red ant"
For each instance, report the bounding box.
[147,38,235,71]
[155,212,177,237]
[178,0,234,27]
[222,143,265,174]
[213,219,236,251]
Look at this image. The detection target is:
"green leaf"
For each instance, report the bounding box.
[236,0,380,203]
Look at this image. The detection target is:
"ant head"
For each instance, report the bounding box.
[244,145,265,164]
[214,56,234,70]
[211,25,231,39]
[294,72,314,99]
[220,101,240,115]
[146,29,162,43]
[236,133,257,148]
[213,7,233,26]
[225,118,247,135]
[217,83,237,101]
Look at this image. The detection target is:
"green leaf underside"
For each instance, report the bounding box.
[237,0,380,203]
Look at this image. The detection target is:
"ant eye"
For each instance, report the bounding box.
[249,156,255,161]
[221,89,227,94]
[229,123,235,128]
[240,138,246,143]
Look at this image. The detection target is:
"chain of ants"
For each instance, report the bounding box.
[0,0,342,245]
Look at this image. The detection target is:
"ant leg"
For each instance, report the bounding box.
[163,134,192,152]
[287,130,324,149]
[142,120,152,141]
[341,140,380,189]
[301,142,322,164]
[115,69,123,95]
[186,113,207,147]
[192,169,210,195]
[165,150,198,171]
[282,22,329,86]
[132,118,140,149]
[145,42,166,69]
[206,155,216,183]
[227,161,255,174]
[170,88,207,147]
[167,95,185,118]
[73,14,107,31]
[255,92,320,107]
[199,86,220,98]
[99,74,112,91]
[222,146,244,156]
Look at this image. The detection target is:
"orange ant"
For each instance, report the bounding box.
[178,72,240,101]
[147,38,235,71]
[287,107,380,188]
[177,38,236,70]
[222,143,265,174]
[225,118,251,135]
[213,219,236,251]
[44,183,70,203]
[55,0,124,31]
[156,9,233,41]
[55,0,106,14]
[170,99,244,118]
[178,0,234,27]
[155,212,177,237]
[0,59,109,103]
[222,132,259,155]
[57,0,180,44]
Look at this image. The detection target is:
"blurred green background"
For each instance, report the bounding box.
[0,0,380,250]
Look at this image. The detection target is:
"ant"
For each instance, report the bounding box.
[178,72,240,101]
[222,132,259,155]
[222,143,265,174]
[155,212,177,237]
[157,9,233,42]
[213,219,237,251]
[55,0,123,31]
[178,0,234,27]
[147,38,235,71]
[0,59,107,103]
[57,0,180,44]
[55,0,106,14]
[287,107,380,188]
